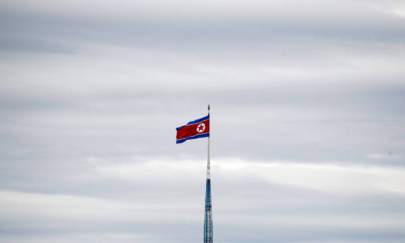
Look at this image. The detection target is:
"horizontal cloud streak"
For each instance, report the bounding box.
[1,159,405,242]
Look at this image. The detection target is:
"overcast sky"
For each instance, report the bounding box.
[1,0,405,242]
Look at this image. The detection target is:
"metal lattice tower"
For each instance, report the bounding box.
[204,178,213,243]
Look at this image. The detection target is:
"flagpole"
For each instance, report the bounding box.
[207,104,210,179]
[203,104,213,243]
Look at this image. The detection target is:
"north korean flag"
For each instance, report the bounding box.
[176,115,210,144]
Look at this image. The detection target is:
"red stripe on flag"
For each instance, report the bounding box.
[176,119,210,140]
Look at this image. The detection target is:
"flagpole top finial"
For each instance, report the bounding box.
[208,104,210,111]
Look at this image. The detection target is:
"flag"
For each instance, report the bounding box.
[176,115,209,144]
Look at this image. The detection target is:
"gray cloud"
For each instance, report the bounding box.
[1,0,405,242]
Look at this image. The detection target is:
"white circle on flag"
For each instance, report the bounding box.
[196,123,206,133]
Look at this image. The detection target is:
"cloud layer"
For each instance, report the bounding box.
[1,0,405,242]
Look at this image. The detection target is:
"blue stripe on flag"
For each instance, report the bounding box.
[176,132,209,144]
[187,115,209,125]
